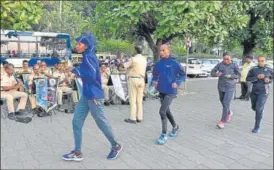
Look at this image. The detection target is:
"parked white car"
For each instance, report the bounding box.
[200,58,222,74]
[181,58,209,78]
[266,60,273,69]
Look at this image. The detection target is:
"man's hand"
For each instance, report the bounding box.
[257,74,265,79]
[216,72,222,77]
[172,82,178,89]
[224,74,232,79]
[264,77,270,83]
[152,81,158,87]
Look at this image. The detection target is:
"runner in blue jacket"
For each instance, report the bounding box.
[152,44,185,145]
[62,32,122,161]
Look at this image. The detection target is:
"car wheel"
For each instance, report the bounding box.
[188,75,195,78]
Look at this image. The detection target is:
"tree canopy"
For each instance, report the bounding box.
[1,1,42,30]
[95,1,248,60]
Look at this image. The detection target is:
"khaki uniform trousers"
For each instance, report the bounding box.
[1,91,28,113]
[57,86,78,105]
[102,84,110,101]
[128,77,145,121]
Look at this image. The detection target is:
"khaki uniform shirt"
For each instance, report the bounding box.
[17,68,32,74]
[124,54,147,78]
[101,71,109,85]
[28,73,45,86]
[40,68,52,77]
[240,62,255,82]
[1,74,17,92]
[53,71,68,87]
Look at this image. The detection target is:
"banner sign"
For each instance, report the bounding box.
[34,78,58,112]
[146,72,157,96]
[21,73,30,90]
[111,73,128,101]
[75,78,83,98]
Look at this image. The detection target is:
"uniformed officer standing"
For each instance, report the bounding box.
[246,56,273,133]
[1,64,28,120]
[123,45,147,123]
[238,55,255,100]
[211,53,241,129]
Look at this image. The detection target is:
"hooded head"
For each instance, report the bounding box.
[75,32,96,54]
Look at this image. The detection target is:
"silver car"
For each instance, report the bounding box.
[200,59,222,75]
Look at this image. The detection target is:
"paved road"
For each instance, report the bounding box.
[1,79,273,169]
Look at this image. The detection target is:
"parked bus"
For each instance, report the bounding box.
[0,30,72,68]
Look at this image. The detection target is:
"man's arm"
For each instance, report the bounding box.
[211,63,220,77]
[231,64,241,79]
[246,68,258,83]
[152,62,159,83]
[123,58,133,69]
[174,62,185,86]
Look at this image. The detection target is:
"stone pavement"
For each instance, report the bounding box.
[1,79,273,169]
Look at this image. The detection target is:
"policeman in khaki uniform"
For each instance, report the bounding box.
[40,61,53,78]
[100,64,111,106]
[16,60,32,74]
[238,55,255,100]
[53,63,77,106]
[64,65,78,103]
[0,64,28,120]
[28,64,45,110]
[123,45,147,123]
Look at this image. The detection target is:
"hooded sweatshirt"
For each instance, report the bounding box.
[71,32,104,100]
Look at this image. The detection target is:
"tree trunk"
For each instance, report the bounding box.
[241,10,259,63]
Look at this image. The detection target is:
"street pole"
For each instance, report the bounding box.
[184,46,189,91]
[59,0,62,32]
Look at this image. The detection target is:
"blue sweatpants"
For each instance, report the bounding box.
[250,92,268,129]
[219,90,234,121]
[72,96,118,152]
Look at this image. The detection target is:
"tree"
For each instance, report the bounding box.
[33,1,93,46]
[95,1,248,61]
[226,1,273,60]
[1,1,42,30]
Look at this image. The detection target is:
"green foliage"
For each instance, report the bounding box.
[1,1,42,30]
[225,1,273,57]
[189,53,217,59]
[95,1,247,42]
[171,45,186,56]
[97,40,134,55]
[35,1,93,46]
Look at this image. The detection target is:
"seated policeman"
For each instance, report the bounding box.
[1,64,28,120]
[53,63,77,107]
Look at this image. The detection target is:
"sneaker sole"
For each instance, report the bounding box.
[107,145,123,160]
[216,125,224,129]
[62,157,84,162]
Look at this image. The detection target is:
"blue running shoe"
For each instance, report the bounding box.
[156,133,168,145]
[252,127,260,133]
[107,144,123,160]
[62,151,83,162]
[169,125,179,137]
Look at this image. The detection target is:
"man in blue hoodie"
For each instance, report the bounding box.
[152,44,185,145]
[62,32,122,161]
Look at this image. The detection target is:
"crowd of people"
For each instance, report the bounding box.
[1,32,273,162]
[0,59,79,119]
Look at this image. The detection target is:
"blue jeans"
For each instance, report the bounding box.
[219,90,234,121]
[72,96,118,152]
[250,92,268,128]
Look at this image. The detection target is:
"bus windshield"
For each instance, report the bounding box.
[1,35,68,59]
